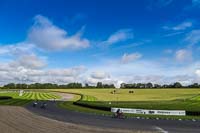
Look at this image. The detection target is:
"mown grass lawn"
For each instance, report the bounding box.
[55,88,200,120]
[53,88,200,112]
[0,90,60,106]
[53,89,200,101]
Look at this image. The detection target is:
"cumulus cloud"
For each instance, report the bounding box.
[0,63,87,85]
[0,43,34,56]
[10,54,47,69]
[0,50,199,87]
[91,71,110,79]
[121,53,142,64]
[28,15,90,51]
[195,69,200,78]
[85,75,115,86]
[104,29,134,45]
[47,66,86,77]
[1,14,200,87]
[175,49,192,62]
[0,15,97,85]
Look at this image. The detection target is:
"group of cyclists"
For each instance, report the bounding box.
[32,98,56,109]
[32,101,47,109]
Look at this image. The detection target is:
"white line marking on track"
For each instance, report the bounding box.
[154,126,168,133]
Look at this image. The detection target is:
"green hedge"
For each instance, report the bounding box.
[0,96,12,100]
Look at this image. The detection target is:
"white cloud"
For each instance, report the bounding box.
[85,77,99,85]
[172,22,192,31]
[1,14,200,87]
[0,15,90,82]
[0,63,87,85]
[185,30,200,46]
[163,31,184,37]
[85,75,115,86]
[91,71,110,79]
[0,52,200,87]
[175,49,192,62]
[195,69,200,76]
[121,53,142,64]
[84,59,200,87]
[105,29,134,45]
[163,21,192,31]
[10,54,47,69]
[0,43,34,56]
[47,66,86,77]
[28,15,90,51]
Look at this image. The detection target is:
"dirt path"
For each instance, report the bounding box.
[0,106,147,133]
[54,92,74,101]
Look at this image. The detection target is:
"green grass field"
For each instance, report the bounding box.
[1,88,200,119]
[0,90,60,106]
[54,89,200,112]
[53,89,200,101]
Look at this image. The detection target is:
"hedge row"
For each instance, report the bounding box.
[0,96,12,100]
[74,100,200,116]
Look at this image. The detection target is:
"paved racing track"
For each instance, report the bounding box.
[25,93,200,133]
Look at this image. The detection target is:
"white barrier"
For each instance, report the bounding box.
[111,107,186,116]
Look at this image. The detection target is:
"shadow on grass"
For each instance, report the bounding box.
[0,98,32,106]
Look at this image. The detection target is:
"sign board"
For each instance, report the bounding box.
[111,107,186,116]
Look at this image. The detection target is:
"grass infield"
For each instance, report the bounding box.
[0,90,60,106]
[55,88,200,119]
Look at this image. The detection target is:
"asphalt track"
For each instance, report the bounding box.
[25,94,200,133]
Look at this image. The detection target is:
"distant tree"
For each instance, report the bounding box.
[3,81,200,89]
[109,84,115,88]
[4,83,16,89]
[103,84,115,88]
[85,83,89,88]
[67,83,82,88]
[173,82,182,88]
[16,84,22,89]
[162,84,168,88]
[136,83,142,88]
[146,82,153,88]
[154,84,161,88]
[96,82,103,88]
[120,83,126,88]
[189,83,199,88]
[21,84,28,89]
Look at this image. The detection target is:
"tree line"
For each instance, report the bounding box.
[120,82,200,88]
[2,82,200,89]
[1,82,115,89]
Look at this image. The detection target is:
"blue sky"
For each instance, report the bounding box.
[0,0,200,87]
